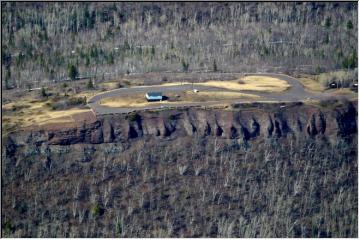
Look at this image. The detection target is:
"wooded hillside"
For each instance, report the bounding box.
[1,2,357,89]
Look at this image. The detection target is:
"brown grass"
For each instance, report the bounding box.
[98,81,119,90]
[99,91,259,108]
[298,77,326,92]
[99,94,167,108]
[160,75,290,92]
[328,88,358,99]
[197,76,290,92]
[2,97,91,133]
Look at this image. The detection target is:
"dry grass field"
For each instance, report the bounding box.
[99,91,259,108]
[99,94,167,108]
[299,70,357,91]
[197,75,290,92]
[329,88,358,99]
[97,75,286,109]
[74,91,102,100]
[2,98,91,133]
[97,77,143,90]
[298,77,326,92]
[160,75,290,92]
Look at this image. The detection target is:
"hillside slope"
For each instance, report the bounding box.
[2,101,357,237]
[1,2,357,89]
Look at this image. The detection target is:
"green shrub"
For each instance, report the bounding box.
[49,96,86,110]
[68,96,87,106]
[26,83,32,91]
[51,94,63,102]
[315,65,323,74]
[2,221,13,236]
[127,113,140,122]
[41,86,47,98]
[91,204,101,217]
[87,79,94,89]
[116,222,122,236]
[12,104,30,112]
[342,51,357,69]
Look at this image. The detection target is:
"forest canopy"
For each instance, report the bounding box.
[1,2,358,88]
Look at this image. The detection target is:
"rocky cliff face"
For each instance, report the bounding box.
[4,101,358,150]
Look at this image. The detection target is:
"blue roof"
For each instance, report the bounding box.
[147,92,162,97]
[146,92,163,100]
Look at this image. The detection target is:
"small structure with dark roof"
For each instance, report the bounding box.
[145,92,163,101]
[351,82,358,92]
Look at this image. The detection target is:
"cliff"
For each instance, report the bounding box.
[4,101,358,149]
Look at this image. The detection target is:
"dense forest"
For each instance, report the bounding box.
[1,2,358,89]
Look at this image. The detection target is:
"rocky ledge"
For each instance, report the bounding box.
[3,101,357,151]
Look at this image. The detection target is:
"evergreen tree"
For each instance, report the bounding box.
[325,17,331,28]
[41,86,47,98]
[342,51,357,69]
[85,55,90,67]
[87,79,94,89]
[107,52,114,65]
[5,68,11,89]
[151,45,155,57]
[213,59,218,72]
[181,59,189,72]
[68,64,79,80]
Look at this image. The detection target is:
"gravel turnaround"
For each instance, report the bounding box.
[88,73,335,115]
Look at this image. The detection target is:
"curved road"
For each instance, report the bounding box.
[88,73,334,115]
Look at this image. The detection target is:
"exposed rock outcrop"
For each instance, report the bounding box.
[3,101,357,153]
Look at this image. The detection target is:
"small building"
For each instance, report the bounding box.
[351,82,358,92]
[329,82,338,89]
[145,92,163,101]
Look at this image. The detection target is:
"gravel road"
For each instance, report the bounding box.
[88,73,334,115]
